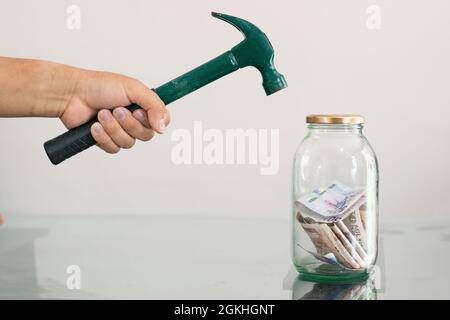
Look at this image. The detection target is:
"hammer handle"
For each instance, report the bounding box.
[44,51,240,165]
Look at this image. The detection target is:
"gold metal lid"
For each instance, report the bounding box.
[306,114,365,124]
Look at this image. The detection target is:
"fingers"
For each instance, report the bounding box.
[91,107,156,154]
[132,109,150,127]
[98,109,135,149]
[88,77,171,155]
[125,80,170,134]
[91,122,120,154]
[112,107,155,142]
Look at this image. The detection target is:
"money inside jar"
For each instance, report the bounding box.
[295,181,369,270]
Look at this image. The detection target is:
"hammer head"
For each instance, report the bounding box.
[212,12,287,95]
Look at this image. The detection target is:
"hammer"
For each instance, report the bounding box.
[44,12,287,165]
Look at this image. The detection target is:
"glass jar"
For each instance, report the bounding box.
[292,115,378,282]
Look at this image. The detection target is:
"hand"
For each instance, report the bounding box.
[61,69,170,153]
[0,57,170,154]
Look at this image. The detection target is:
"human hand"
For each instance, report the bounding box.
[0,57,170,154]
[60,69,170,153]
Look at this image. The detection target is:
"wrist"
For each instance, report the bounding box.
[0,58,85,118]
[37,61,83,118]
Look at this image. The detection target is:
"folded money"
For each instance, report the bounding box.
[295,181,366,223]
[342,208,367,252]
[295,181,371,270]
[297,211,368,269]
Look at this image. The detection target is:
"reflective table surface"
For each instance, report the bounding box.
[1,213,449,299]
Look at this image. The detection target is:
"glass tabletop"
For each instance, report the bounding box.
[0,213,449,299]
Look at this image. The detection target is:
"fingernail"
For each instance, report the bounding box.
[93,123,104,134]
[114,108,126,123]
[99,110,111,123]
[159,119,166,133]
[133,110,146,122]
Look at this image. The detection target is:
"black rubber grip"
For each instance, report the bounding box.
[44,104,142,165]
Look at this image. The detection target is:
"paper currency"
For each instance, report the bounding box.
[295,181,369,270]
[358,204,368,230]
[342,207,367,251]
[329,223,367,268]
[295,181,366,223]
[298,212,362,269]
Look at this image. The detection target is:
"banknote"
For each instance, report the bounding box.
[298,222,350,268]
[295,181,366,223]
[358,204,368,230]
[329,223,367,268]
[342,207,367,252]
[296,208,368,269]
[296,244,340,266]
[319,222,361,269]
[297,212,363,269]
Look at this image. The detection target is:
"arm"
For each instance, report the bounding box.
[0,57,170,153]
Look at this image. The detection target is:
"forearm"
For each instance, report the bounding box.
[0,57,80,117]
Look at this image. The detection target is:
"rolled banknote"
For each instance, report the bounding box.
[318,223,361,269]
[329,223,367,268]
[358,204,368,230]
[297,213,361,269]
[342,206,367,251]
[296,209,369,269]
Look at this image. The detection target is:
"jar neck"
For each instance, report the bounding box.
[307,123,363,134]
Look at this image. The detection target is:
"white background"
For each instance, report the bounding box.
[1,0,449,220]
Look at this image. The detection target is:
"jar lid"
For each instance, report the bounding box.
[306,114,365,124]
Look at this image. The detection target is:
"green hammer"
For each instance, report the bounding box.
[44,12,287,165]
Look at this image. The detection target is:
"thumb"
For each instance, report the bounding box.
[125,79,168,134]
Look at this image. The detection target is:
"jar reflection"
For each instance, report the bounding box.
[292,274,377,300]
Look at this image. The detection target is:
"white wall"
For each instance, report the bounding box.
[0,0,449,219]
